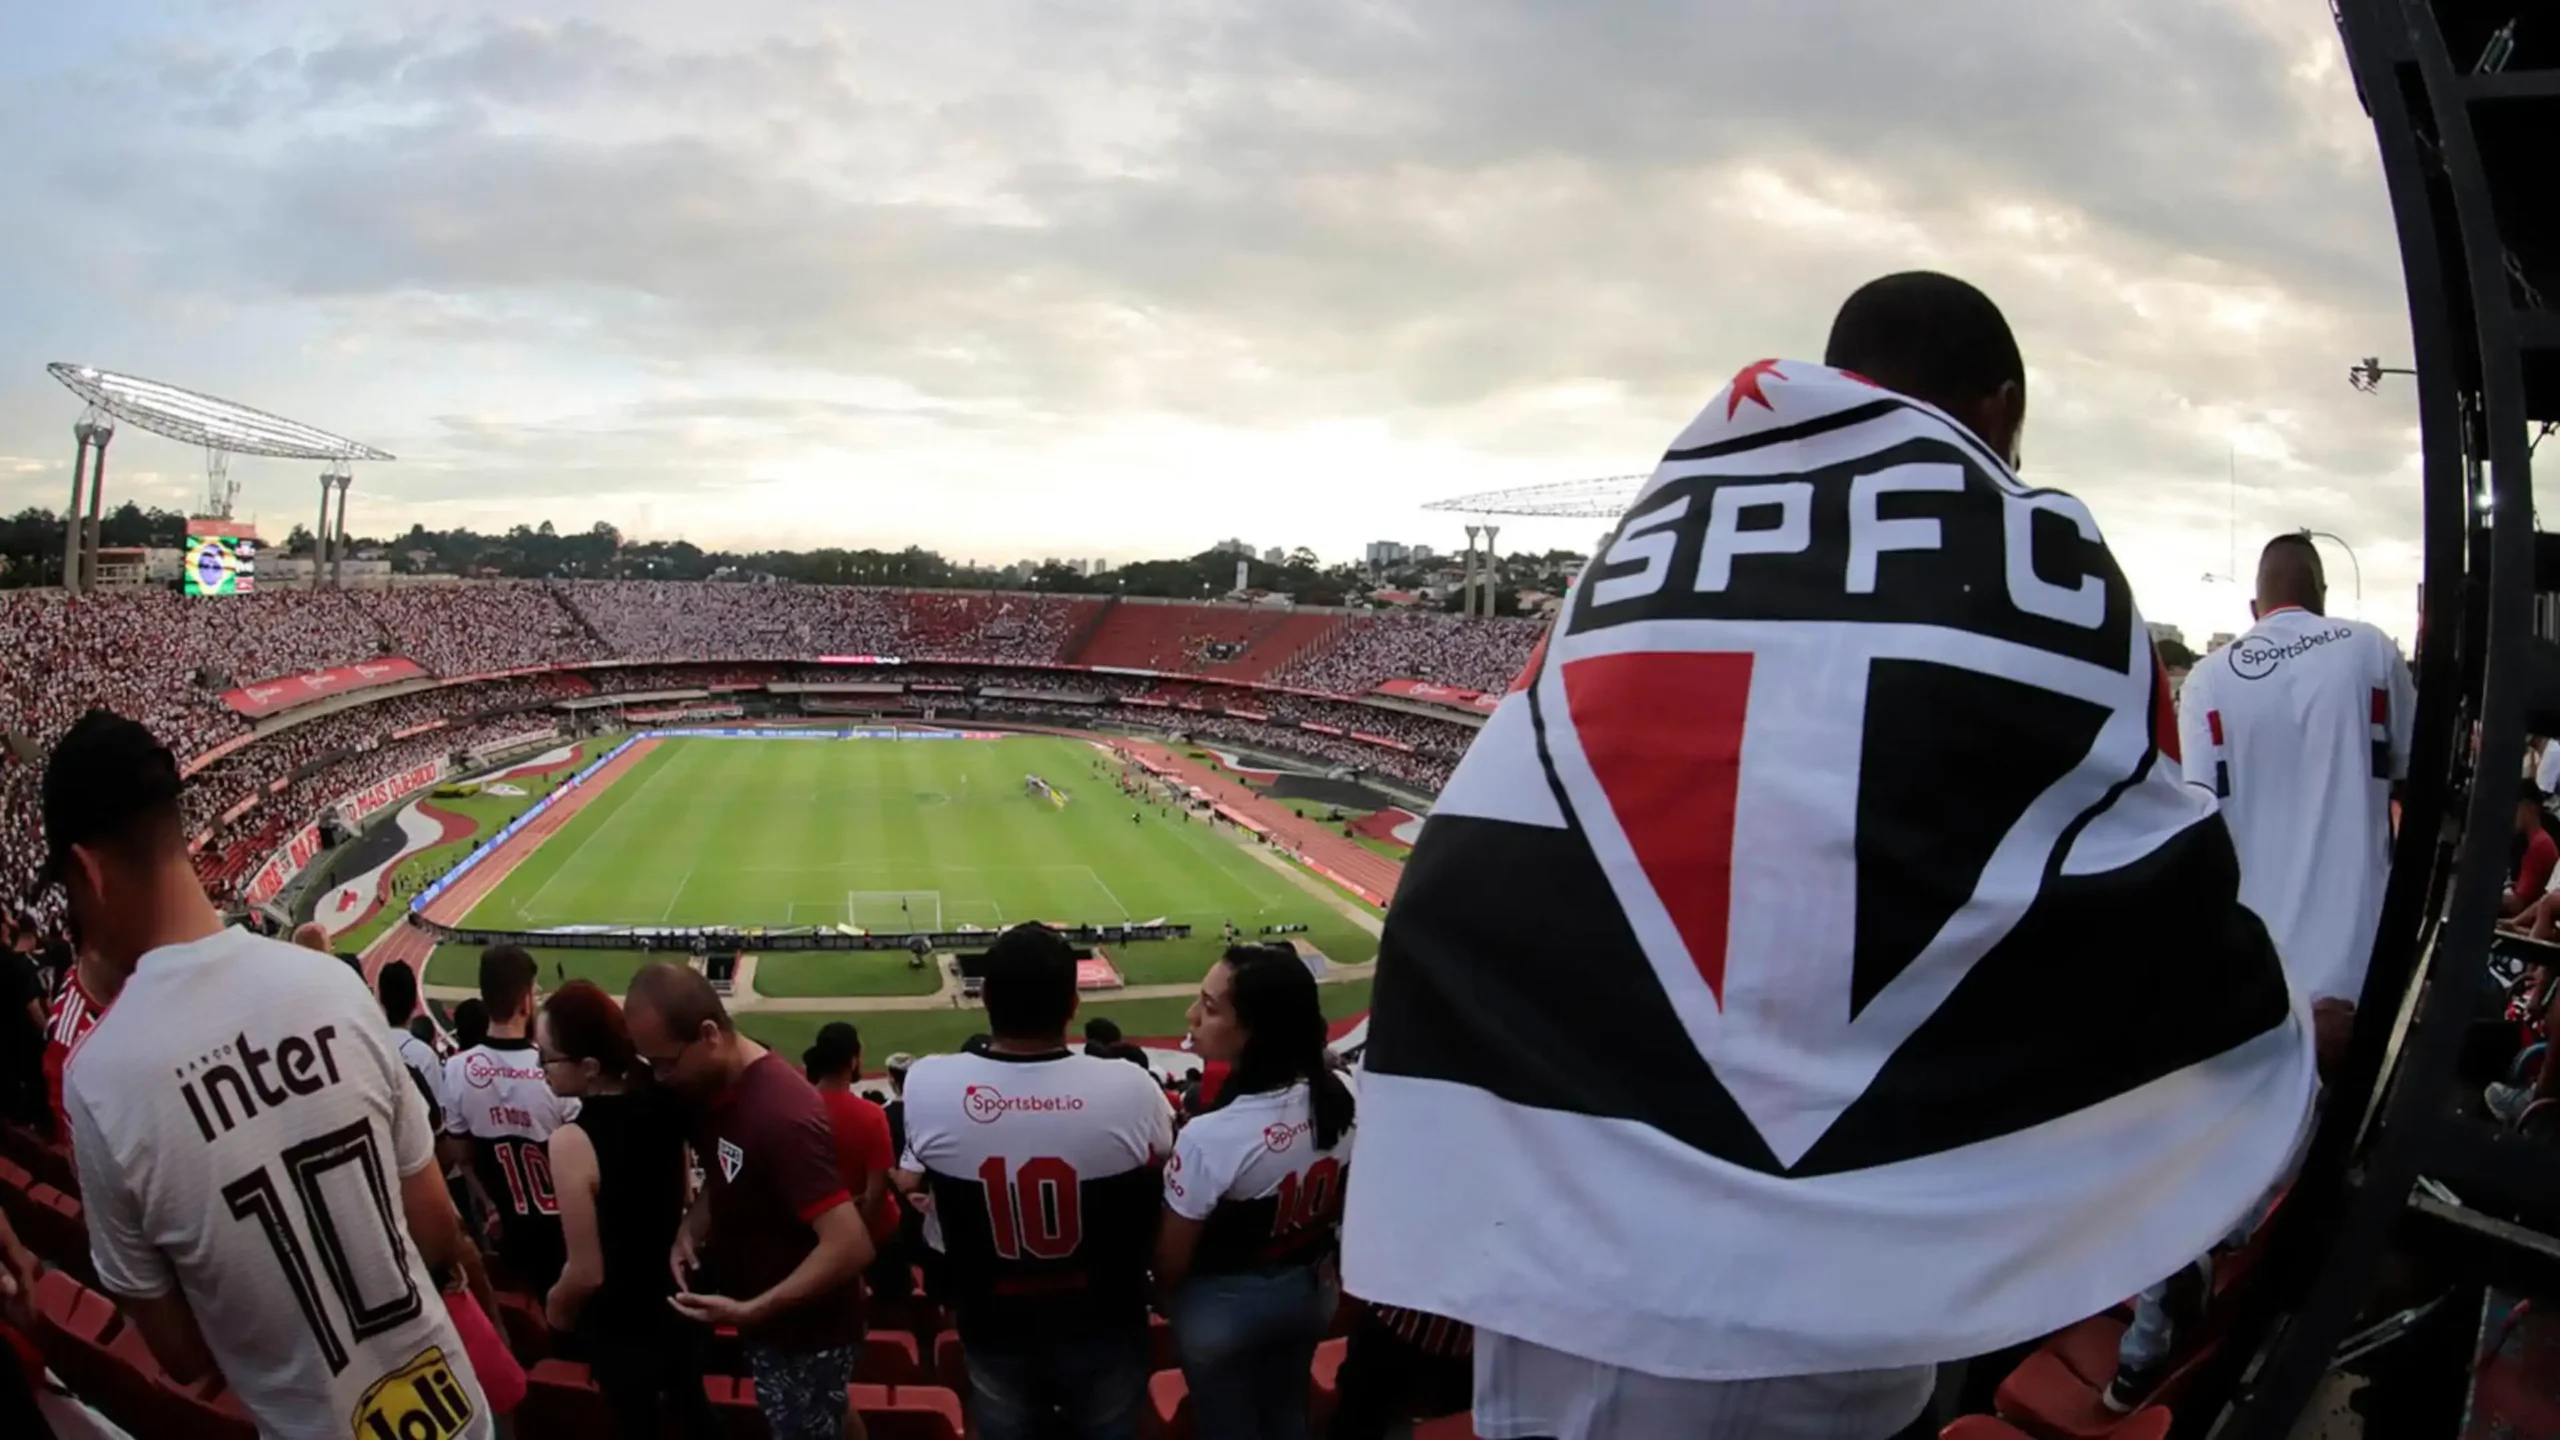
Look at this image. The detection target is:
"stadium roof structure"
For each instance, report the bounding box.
[46,362,393,462]
[1424,475,1645,519]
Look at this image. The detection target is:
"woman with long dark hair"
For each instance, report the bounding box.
[536,980,721,1438]
[1157,944,1355,1440]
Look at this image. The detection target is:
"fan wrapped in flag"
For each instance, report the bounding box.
[1341,359,2318,1384]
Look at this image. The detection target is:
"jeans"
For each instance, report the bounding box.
[1326,1307,1470,1440]
[1169,1266,1337,1440]
[748,1343,861,1440]
[2117,1182,2284,1374]
[965,1325,1151,1440]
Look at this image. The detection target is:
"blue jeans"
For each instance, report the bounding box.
[1169,1267,1337,1440]
[964,1325,1151,1440]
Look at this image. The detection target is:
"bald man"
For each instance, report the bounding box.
[2179,535,2412,1021]
[2120,535,2413,1410]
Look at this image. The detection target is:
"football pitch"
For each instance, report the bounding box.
[440,734,1382,995]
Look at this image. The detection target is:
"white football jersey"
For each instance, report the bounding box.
[67,928,491,1440]
[394,1030,447,1132]
[1165,1082,1353,1274]
[442,1037,574,1288]
[902,1049,1172,1346]
[2181,608,2414,1005]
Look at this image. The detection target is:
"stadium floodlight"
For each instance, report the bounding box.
[46,363,394,463]
[1424,475,1648,519]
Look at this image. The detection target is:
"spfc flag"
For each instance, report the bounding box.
[1341,363,2317,1382]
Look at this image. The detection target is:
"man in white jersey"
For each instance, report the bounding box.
[2099,534,2415,1410]
[898,923,1172,1440]
[2179,534,2413,1016]
[45,710,494,1440]
[441,944,572,1294]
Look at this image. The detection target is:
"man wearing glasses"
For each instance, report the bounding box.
[441,944,574,1294]
[626,962,876,1440]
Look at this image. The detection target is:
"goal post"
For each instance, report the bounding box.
[847,890,943,932]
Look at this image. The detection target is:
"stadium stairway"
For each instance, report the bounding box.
[1069,601,1220,672]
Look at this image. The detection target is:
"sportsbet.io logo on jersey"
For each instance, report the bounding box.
[963,1085,1087,1124]
[2228,624,2356,681]
[352,1344,475,1440]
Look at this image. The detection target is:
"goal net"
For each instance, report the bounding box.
[848,891,943,932]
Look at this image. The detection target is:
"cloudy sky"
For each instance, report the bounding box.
[0,0,2423,640]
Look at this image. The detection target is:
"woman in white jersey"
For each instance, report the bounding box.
[1158,944,1355,1440]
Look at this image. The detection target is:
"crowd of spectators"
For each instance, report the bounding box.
[0,582,1532,921]
[356,582,610,676]
[1271,611,1546,696]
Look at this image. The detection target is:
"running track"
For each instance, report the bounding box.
[363,738,665,985]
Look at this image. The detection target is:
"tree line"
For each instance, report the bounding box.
[0,505,1578,614]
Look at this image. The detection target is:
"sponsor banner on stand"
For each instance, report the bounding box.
[1349,731,1416,753]
[1301,721,1346,736]
[1373,678,1503,716]
[224,658,428,717]
[816,655,905,666]
[392,720,450,740]
[1222,706,1271,722]
[243,759,448,905]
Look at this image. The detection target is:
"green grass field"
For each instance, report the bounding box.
[443,735,1381,999]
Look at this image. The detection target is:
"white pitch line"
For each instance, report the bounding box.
[660,866,694,923]
[1082,865,1132,920]
[510,744,689,922]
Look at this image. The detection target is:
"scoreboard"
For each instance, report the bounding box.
[184,520,258,595]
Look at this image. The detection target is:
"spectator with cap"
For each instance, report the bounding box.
[49,709,499,1437]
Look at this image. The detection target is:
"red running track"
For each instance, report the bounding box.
[365,737,664,986]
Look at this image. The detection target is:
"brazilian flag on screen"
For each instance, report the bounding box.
[184,536,254,595]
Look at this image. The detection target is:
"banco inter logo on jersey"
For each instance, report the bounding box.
[1369,364,2292,1178]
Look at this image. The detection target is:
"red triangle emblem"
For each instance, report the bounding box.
[1560,651,1752,1004]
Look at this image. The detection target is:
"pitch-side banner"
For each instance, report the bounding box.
[1342,361,2317,1382]
[1373,678,1503,715]
[224,658,427,717]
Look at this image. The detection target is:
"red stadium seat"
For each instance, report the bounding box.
[1312,1335,1347,1428]
[854,1382,967,1440]
[858,1328,924,1385]
[489,1290,550,1364]
[1149,1367,1193,1440]
[19,1182,91,1285]
[1151,1310,1179,1371]
[932,1328,966,1393]
[31,1270,222,1439]
[1412,1414,1480,1440]
[0,1155,31,1228]
[517,1358,613,1440]
[1948,1411,2168,1440]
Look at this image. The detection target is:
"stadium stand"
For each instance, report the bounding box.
[0,583,1505,930]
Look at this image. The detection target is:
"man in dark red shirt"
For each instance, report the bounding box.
[627,964,875,1440]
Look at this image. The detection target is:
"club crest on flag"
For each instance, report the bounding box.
[1343,356,2317,1384]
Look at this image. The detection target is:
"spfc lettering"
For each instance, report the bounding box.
[1571,435,2133,672]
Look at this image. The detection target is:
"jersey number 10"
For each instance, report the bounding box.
[221,1120,423,1376]
[979,1156,1082,1260]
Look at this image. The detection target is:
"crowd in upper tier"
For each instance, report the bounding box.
[0,583,1525,925]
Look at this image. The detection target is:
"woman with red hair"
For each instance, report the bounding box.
[538,980,720,1438]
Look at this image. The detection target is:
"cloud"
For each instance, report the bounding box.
[0,0,2427,635]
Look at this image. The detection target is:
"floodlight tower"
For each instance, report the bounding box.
[1462,524,1482,618]
[62,408,113,593]
[45,363,393,591]
[1479,523,1502,618]
[331,468,353,588]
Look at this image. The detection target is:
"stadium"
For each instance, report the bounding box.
[0,586,1535,1064]
[5,3,2558,1438]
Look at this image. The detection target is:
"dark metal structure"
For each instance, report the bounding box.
[44,363,393,593]
[2189,4,2559,1436]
